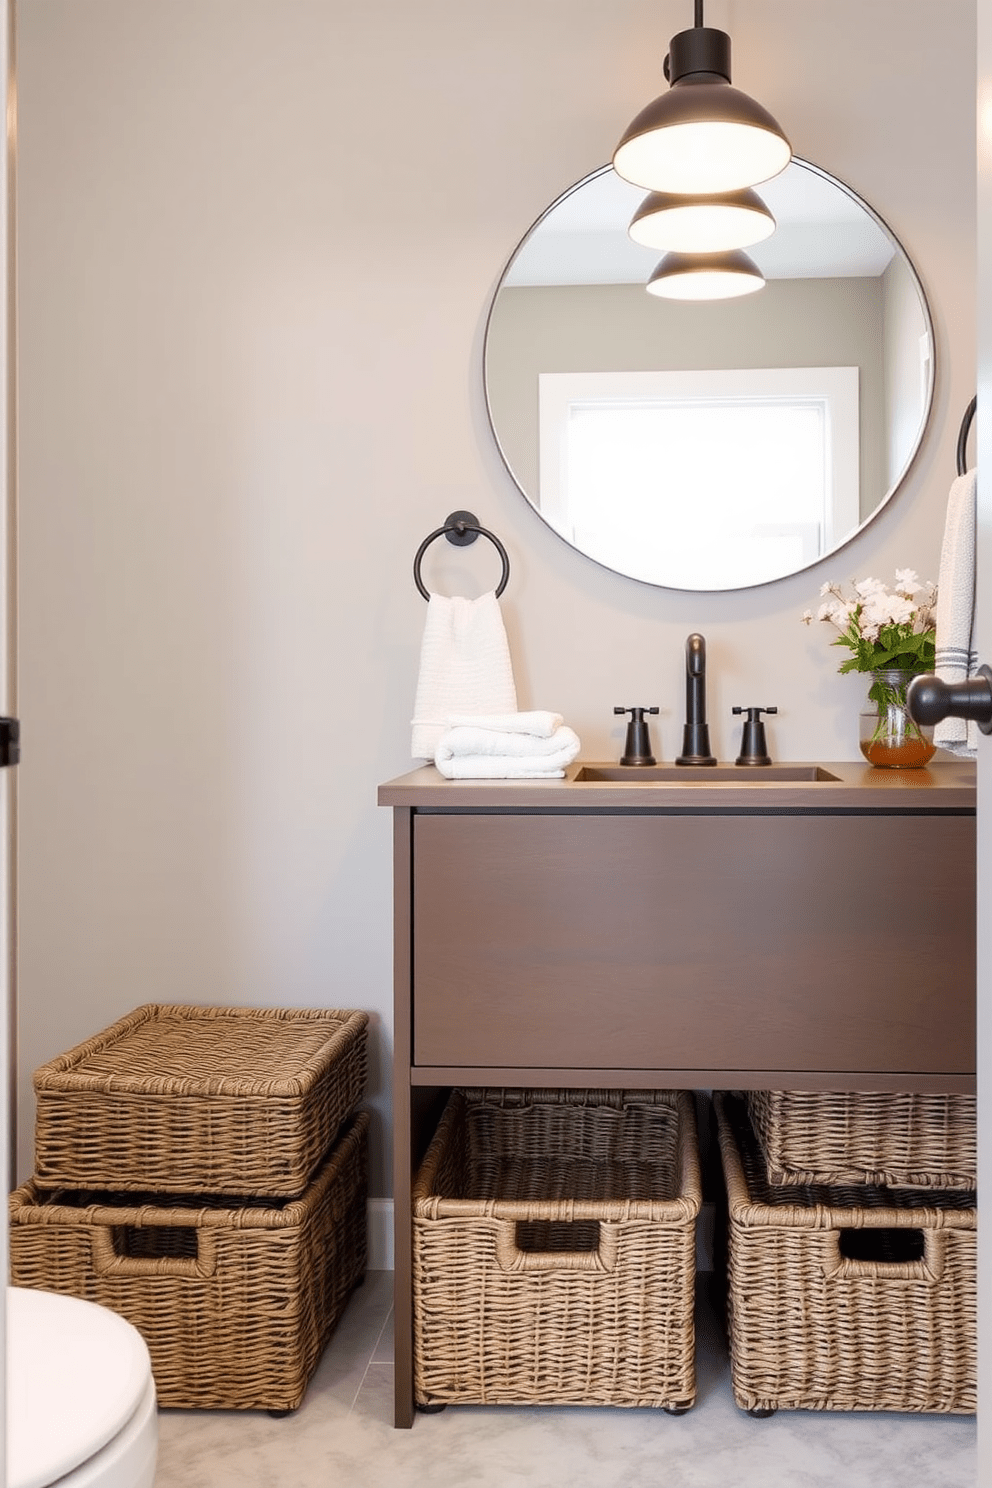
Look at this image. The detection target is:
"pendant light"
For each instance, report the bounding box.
[646,249,765,301]
[628,186,775,253]
[613,1,792,196]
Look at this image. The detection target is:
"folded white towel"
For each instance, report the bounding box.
[934,468,978,757]
[437,723,574,759]
[446,710,563,739]
[411,592,518,760]
[435,725,582,779]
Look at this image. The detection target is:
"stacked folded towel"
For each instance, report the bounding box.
[434,711,582,779]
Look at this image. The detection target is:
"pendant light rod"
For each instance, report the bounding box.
[695,0,703,26]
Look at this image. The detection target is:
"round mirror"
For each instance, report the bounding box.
[483,160,935,591]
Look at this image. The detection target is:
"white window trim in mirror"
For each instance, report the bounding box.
[537,366,859,591]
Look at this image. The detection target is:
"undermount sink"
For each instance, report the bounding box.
[574,764,841,783]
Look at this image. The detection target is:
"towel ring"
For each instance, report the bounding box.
[957,395,976,476]
[413,510,510,600]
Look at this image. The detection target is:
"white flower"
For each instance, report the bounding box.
[861,592,916,636]
[801,609,813,624]
[804,571,936,673]
[818,599,854,627]
[894,567,920,594]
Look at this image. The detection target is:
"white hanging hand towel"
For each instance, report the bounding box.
[934,468,978,757]
[411,591,517,760]
[434,724,581,779]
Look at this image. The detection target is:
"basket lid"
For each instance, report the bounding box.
[34,1004,366,1097]
[7,1287,153,1488]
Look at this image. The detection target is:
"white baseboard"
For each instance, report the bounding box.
[368,1198,394,1271]
[369,1198,714,1274]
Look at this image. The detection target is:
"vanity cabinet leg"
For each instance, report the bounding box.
[392,1191,414,1426]
[392,808,416,1428]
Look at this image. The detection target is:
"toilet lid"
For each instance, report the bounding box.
[7,1287,153,1488]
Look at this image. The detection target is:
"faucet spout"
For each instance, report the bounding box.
[675,633,717,766]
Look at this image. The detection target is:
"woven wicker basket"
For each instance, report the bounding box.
[10,1110,368,1412]
[715,1093,976,1415]
[32,1004,368,1196]
[412,1088,700,1411]
[745,1089,976,1189]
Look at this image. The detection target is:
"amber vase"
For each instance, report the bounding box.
[859,667,935,768]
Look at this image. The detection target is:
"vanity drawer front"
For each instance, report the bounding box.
[411,812,975,1075]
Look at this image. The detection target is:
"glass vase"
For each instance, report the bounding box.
[859,667,935,768]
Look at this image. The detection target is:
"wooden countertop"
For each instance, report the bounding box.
[378,759,977,810]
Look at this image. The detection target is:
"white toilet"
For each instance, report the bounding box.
[7,1287,158,1488]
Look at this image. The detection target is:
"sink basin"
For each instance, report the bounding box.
[574,764,840,783]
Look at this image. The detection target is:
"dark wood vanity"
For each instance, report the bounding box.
[378,760,977,1427]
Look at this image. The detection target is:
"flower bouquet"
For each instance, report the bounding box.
[803,570,937,767]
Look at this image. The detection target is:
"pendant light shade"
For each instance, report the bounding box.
[613,19,791,195]
[628,186,775,253]
[646,249,765,301]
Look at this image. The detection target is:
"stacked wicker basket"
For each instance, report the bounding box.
[714,1088,977,1417]
[9,1003,370,1412]
[411,1087,701,1412]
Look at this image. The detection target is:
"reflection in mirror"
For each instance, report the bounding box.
[483,160,934,591]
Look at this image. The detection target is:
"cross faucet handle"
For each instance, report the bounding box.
[614,706,659,766]
[732,706,778,766]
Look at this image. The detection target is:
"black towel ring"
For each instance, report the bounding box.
[956,395,976,476]
[413,510,510,600]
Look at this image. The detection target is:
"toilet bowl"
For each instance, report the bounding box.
[7,1287,158,1488]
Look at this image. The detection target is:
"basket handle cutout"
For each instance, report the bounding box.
[824,1227,946,1284]
[91,1225,217,1279]
[495,1219,619,1274]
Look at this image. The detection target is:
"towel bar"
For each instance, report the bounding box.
[413,511,510,600]
[956,395,976,476]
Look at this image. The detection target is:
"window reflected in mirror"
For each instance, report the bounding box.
[484,160,934,592]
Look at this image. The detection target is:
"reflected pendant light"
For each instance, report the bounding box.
[646,249,765,300]
[613,1,792,195]
[628,186,775,253]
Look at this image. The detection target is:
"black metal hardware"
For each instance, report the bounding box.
[732,705,777,766]
[675,634,716,765]
[413,511,510,601]
[614,706,659,766]
[906,667,992,735]
[0,717,19,767]
[664,1,727,83]
[956,395,976,477]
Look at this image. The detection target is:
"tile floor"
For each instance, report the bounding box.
[153,1271,976,1488]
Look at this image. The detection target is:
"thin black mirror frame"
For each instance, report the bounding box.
[482,158,937,593]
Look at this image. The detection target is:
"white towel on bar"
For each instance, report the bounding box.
[934,468,978,757]
[434,724,582,779]
[411,591,517,760]
[446,710,563,739]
